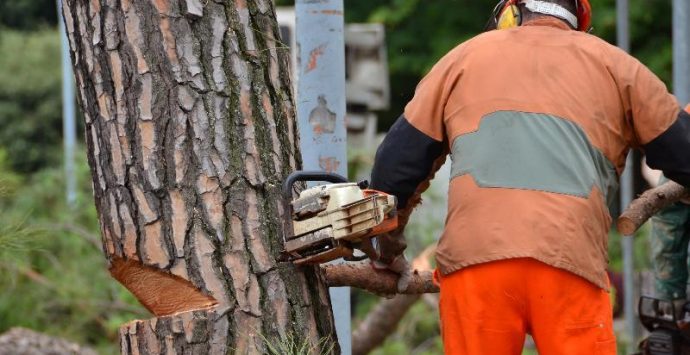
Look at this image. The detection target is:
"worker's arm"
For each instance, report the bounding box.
[370,116,448,265]
[370,47,460,263]
[644,106,690,187]
[370,115,448,221]
[614,49,690,188]
[368,115,447,293]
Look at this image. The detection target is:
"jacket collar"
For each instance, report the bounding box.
[522,17,574,31]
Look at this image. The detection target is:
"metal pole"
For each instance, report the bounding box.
[673,0,690,105]
[57,0,77,208]
[620,153,637,349]
[295,1,351,354]
[617,0,637,350]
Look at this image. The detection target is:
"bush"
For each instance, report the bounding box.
[0,29,68,174]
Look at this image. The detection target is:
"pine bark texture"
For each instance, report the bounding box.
[61,0,338,353]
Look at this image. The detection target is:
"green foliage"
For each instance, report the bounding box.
[353,299,442,355]
[0,150,35,272]
[0,148,147,354]
[259,332,336,355]
[0,0,58,30]
[0,29,66,174]
[607,223,653,273]
[0,150,23,198]
[591,0,673,87]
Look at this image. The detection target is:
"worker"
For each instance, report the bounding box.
[368,0,690,353]
[650,175,690,319]
[642,106,690,321]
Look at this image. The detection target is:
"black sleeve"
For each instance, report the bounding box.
[644,110,690,187]
[370,115,445,208]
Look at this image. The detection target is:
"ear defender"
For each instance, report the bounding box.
[575,0,592,32]
[496,1,522,29]
[487,0,592,32]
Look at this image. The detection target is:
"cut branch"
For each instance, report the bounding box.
[322,261,438,295]
[617,181,690,235]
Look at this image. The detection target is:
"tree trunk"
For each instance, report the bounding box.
[60,0,338,353]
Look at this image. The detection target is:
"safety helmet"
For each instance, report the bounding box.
[487,0,592,32]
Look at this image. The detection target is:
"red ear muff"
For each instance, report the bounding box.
[498,0,520,15]
[576,0,592,32]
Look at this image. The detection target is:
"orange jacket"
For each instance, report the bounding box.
[371,18,690,289]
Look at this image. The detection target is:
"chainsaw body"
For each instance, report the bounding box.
[636,297,690,355]
[282,171,398,265]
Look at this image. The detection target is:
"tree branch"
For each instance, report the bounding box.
[36,223,102,250]
[352,294,421,355]
[617,181,690,235]
[322,261,438,295]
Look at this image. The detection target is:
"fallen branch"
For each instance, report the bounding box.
[0,262,55,288]
[617,181,690,235]
[352,294,421,355]
[36,223,102,250]
[322,261,438,295]
[351,244,437,355]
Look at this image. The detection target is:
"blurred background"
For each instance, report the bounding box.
[0,0,676,353]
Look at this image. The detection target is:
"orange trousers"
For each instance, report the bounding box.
[437,258,616,355]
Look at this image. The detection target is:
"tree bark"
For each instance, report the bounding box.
[61,0,338,353]
[617,181,690,235]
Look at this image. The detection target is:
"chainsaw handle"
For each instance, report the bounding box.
[282,171,348,198]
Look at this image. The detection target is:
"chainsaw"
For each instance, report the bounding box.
[281,171,399,265]
[635,296,690,355]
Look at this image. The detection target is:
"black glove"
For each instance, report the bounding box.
[371,230,411,292]
[374,229,407,264]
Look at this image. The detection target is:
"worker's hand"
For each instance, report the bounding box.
[374,230,407,265]
[371,255,412,293]
[369,229,410,294]
[681,196,690,205]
